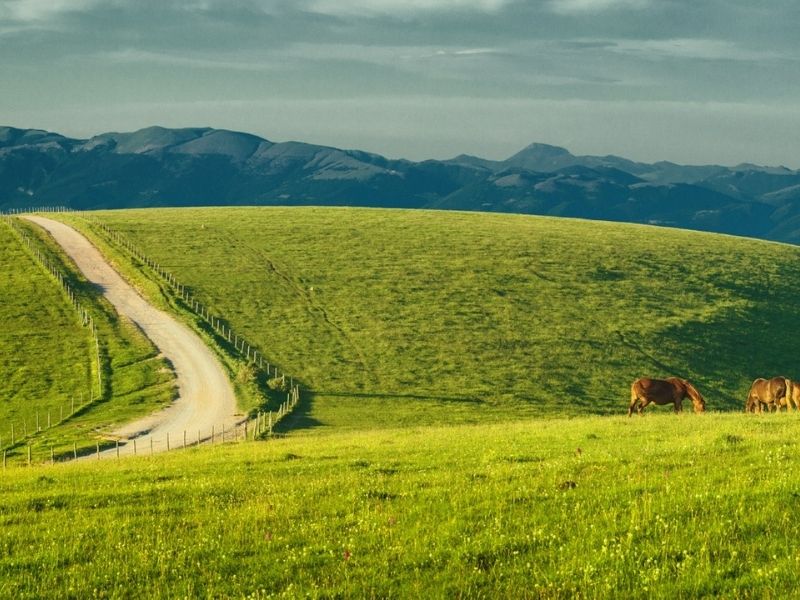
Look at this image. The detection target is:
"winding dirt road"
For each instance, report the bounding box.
[25,216,240,457]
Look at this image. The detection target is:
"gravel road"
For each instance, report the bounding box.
[25,216,241,457]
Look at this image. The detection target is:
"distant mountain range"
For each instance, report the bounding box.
[2,125,800,243]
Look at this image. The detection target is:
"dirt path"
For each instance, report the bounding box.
[25,216,241,457]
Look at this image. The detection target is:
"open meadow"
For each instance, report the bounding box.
[68,207,800,427]
[2,413,800,598]
[4,207,800,597]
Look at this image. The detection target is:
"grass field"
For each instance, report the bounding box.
[2,412,800,598]
[5,207,800,597]
[0,220,93,426]
[69,207,800,429]
[0,218,176,457]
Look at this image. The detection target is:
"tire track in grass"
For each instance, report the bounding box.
[244,241,380,387]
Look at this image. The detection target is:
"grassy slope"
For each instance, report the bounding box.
[2,413,800,598]
[74,207,800,429]
[0,221,93,424]
[0,218,176,456]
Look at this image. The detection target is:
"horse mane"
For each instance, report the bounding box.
[681,379,705,404]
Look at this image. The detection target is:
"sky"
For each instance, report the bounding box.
[1,0,799,166]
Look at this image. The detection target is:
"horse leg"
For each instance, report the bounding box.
[637,398,650,415]
[628,390,640,417]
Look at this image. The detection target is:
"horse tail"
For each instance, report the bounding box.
[628,380,641,417]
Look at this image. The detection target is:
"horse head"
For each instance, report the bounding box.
[682,379,706,413]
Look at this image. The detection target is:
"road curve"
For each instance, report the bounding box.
[25,216,240,457]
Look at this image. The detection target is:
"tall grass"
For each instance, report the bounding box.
[1,412,799,597]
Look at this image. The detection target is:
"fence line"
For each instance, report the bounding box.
[0,416,288,468]
[79,215,304,437]
[0,206,302,466]
[1,210,103,455]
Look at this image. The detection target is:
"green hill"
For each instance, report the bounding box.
[6,207,800,598]
[0,218,175,455]
[68,207,800,426]
[0,220,95,425]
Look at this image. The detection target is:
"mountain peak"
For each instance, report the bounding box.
[504,143,576,172]
[516,142,572,158]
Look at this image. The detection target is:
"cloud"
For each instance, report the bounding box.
[0,0,110,22]
[548,0,650,14]
[303,0,513,17]
[97,48,285,71]
[608,38,783,62]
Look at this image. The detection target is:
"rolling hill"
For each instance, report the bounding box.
[5,207,800,597]
[0,217,176,455]
[3,125,800,243]
[63,207,800,428]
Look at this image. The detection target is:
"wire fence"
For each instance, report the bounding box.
[1,206,303,466]
[1,212,103,455]
[82,214,304,433]
[1,402,300,467]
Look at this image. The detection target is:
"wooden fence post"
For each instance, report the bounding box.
[27,445,31,467]
[73,443,77,460]
[96,442,100,459]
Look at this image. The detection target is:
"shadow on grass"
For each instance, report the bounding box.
[270,390,323,435]
[311,391,485,404]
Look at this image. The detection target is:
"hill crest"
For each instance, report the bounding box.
[2,125,800,243]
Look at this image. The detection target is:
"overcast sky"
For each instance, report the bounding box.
[1,0,799,166]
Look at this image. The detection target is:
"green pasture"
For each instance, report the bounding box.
[0,220,93,428]
[0,218,175,456]
[68,207,800,429]
[2,412,800,598]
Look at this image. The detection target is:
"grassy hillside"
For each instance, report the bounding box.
[69,207,800,428]
[0,221,94,425]
[0,218,176,456]
[2,413,800,597]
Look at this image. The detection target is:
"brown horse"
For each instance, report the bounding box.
[746,377,791,413]
[628,377,706,416]
[789,379,800,411]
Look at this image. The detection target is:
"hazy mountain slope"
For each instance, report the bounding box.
[1,125,799,243]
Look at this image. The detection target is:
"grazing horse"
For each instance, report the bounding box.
[746,377,790,413]
[628,377,706,416]
[788,379,800,411]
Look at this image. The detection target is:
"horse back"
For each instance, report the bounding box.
[633,377,677,403]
